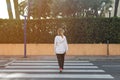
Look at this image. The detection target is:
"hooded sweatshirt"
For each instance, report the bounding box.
[54,35,68,54]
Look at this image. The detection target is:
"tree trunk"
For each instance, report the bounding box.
[13,0,20,19]
[114,0,120,17]
[6,0,13,19]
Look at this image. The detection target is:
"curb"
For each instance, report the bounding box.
[0,59,16,67]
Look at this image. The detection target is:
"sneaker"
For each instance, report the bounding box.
[59,68,62,73]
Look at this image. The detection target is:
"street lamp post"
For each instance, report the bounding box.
[108,5,113,18]
[106,5,112,56]
[98,10,101,17]
[23,0,29,58]
[24,15,27,58]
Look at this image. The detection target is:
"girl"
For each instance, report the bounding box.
[54,28,68,72]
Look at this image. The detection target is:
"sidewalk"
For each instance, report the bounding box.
[0,55,120,67]
[0,56,120,62]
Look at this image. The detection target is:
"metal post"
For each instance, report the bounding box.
[109,11,111,18]
[107,40,109,56]
[24,16,27,58]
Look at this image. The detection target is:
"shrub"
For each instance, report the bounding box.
[0,18,120,43]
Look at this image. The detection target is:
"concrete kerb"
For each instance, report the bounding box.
[0,56,120,62]
[0,58,16,67]
[76,56,120,61]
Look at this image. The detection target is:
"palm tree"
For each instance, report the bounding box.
[6,0,13,19]
[17,0,51,19]
[13,0,20,19]
[114,0,120,17]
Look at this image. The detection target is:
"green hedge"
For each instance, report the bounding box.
[0,18,120,43]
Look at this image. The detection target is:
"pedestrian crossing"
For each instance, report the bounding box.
[0,60,114,79]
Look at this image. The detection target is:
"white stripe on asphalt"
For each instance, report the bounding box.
[0,69,105,73]
[12,62,93,65]
[15,61,90,63]
[6,66,98,69]
[0,73,114,79]
[4,59,15,66]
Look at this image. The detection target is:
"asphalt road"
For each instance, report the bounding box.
[0,59,120,80]
[92,60,120,80]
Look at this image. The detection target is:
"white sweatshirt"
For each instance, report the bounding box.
[54,35,68,54]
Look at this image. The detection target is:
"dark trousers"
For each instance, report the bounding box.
[56,53,65,69]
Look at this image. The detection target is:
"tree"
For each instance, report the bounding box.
[51,0,113,18]
[114,0,120,17]
[13,0,20,19]
[17,0,113,19]
[6,0,13,19]
[51,0,82,17]
[27,0,51,19]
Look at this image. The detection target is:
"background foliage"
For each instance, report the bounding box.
[0,18,120,43]
[19,0,113,19]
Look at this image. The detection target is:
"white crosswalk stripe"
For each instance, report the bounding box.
[6,65,98,69]
[11,62,94,66]
[15,60,90,63]
[0,60,114,79]
[0,73,114,79]
[0,69,105,73]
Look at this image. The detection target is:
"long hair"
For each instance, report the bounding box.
[57,28,65,37]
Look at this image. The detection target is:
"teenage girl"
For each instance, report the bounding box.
[54,28,68,72]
